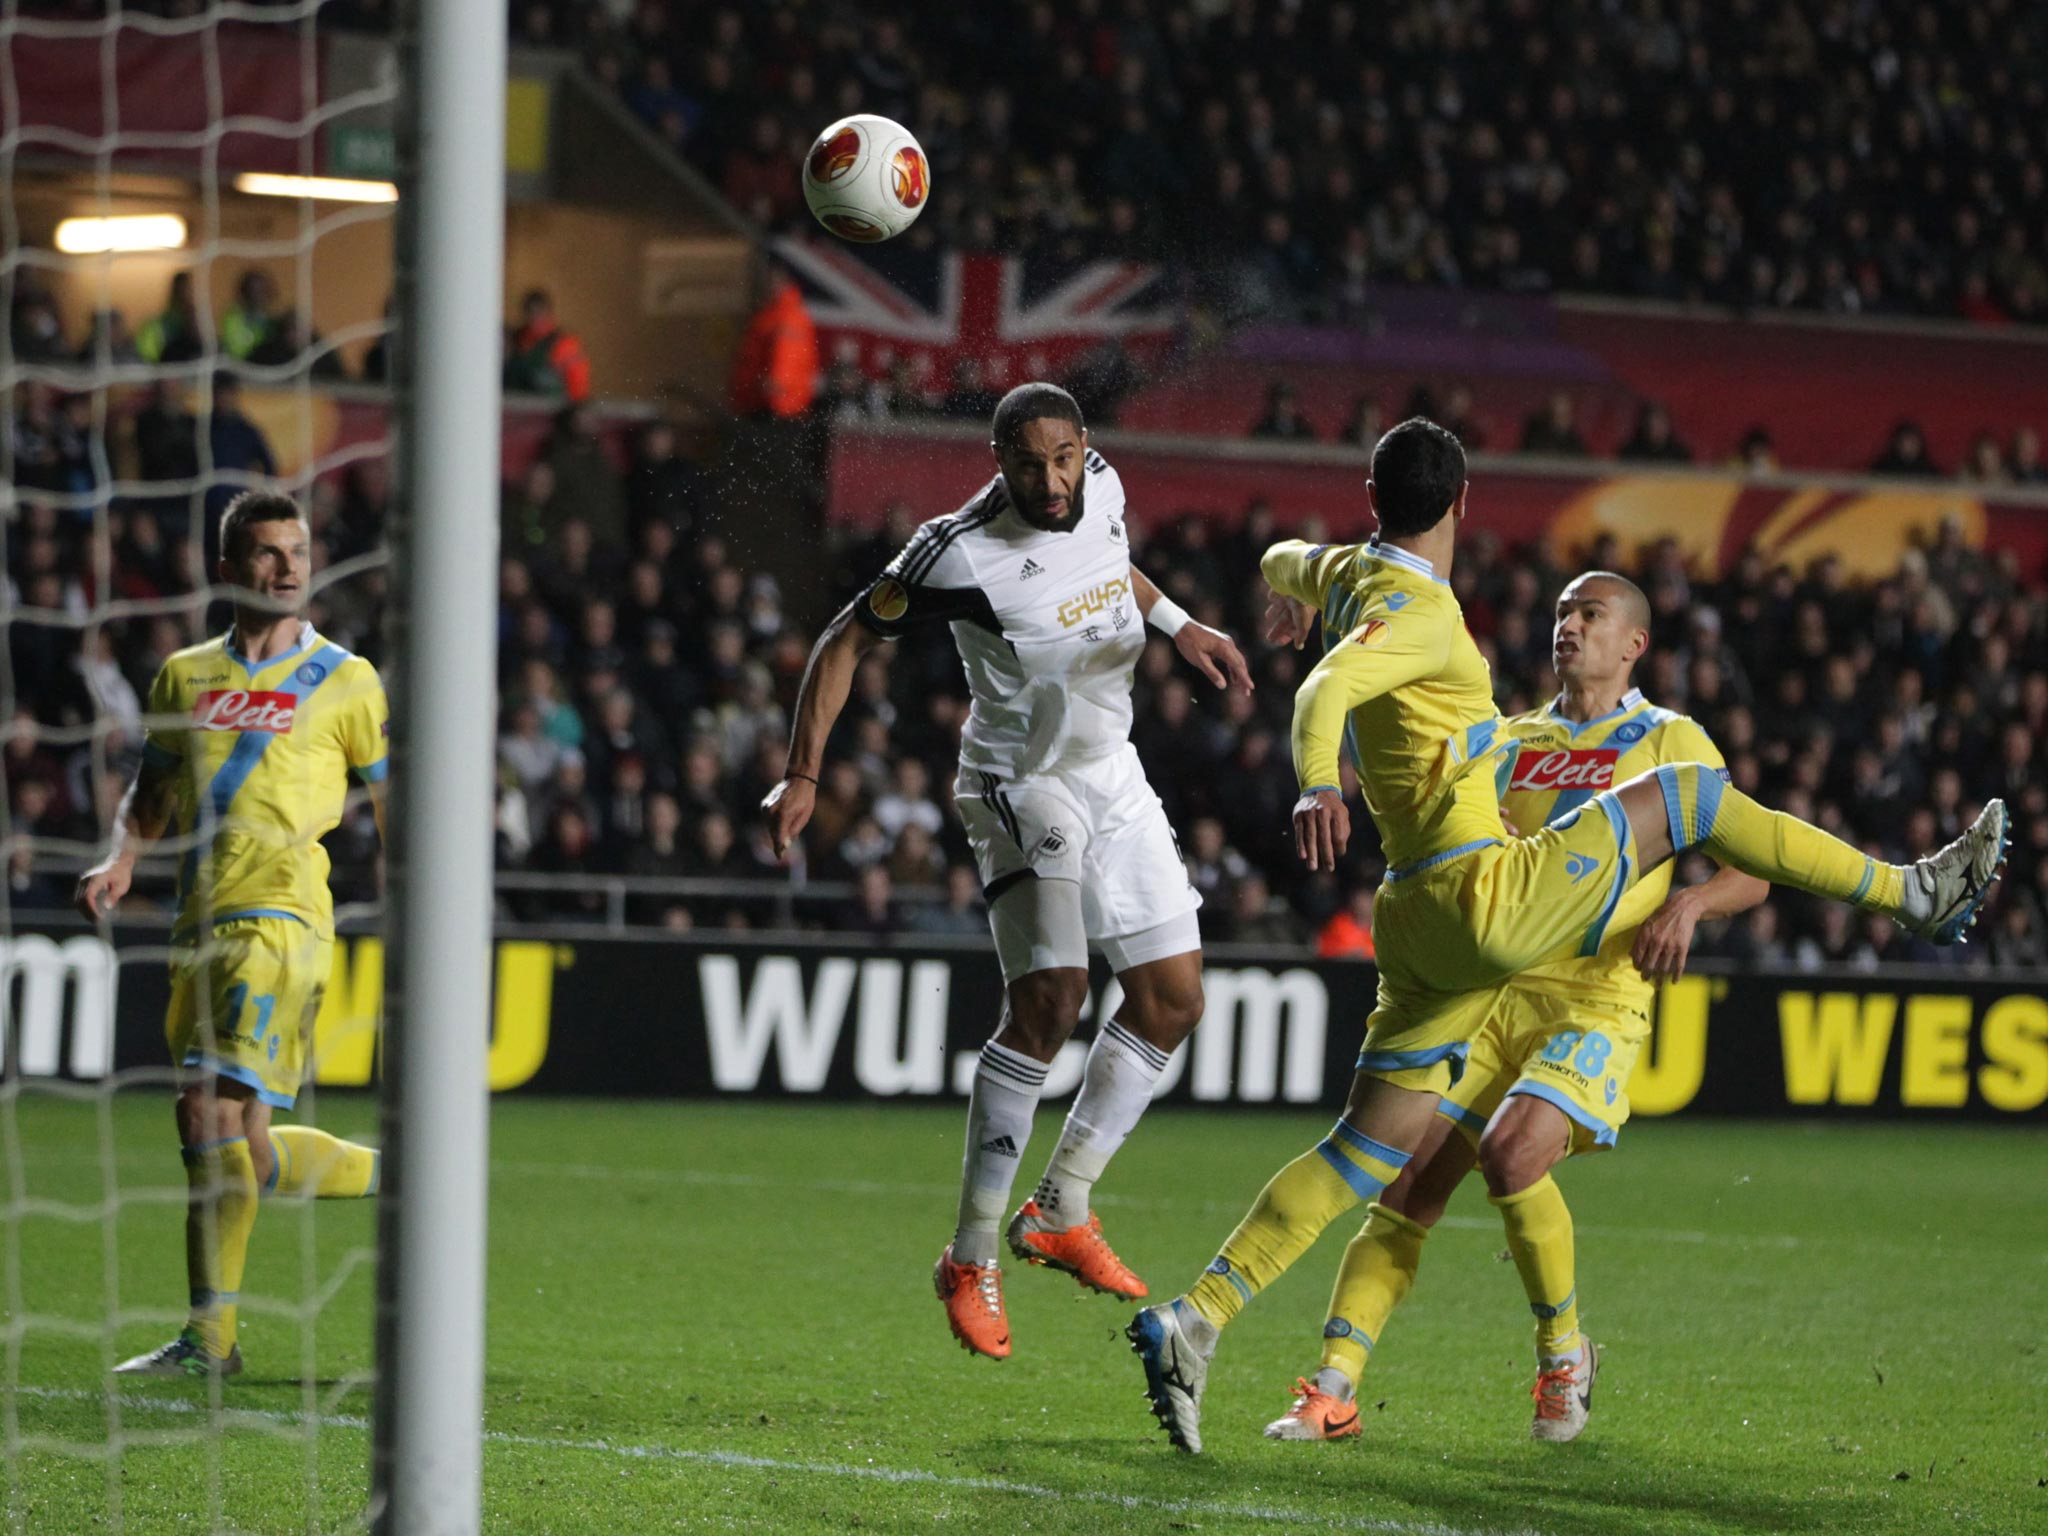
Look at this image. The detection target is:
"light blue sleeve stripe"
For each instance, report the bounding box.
[355,756,390,783]
[1504,1080,1618,1148]
[1653,765,1687,849]
[1327,1118,1412,1170]
[1692,762,1725,840]
[1315,1140,1389,1201]
[1850,859,1875,904]
[1225,1268,1253,1304]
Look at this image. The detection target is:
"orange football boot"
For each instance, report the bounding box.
[1005,1200,1149,1299]
[1263,1377,1363,1441]
[933,1244,1010,1359]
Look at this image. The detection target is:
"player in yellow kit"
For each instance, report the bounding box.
[1128,419,2008,1453]
[1262,571,1768,1446]
[76,491,387,1378]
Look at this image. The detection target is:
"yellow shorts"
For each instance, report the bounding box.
[1358,793,1638,1092]
[1435,984,1651,1154]
[167,918,332,1110]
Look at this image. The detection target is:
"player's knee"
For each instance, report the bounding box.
[176,1081,252,1147]
[1126,976,1204,1045]
[1477,1120,1556,1198]
[1003,967,1089,1057]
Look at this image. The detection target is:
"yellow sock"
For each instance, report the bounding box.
[1186,1122,1411,1330]
[1653,763,1904,910]
[1492,1174,1581,1361]
[184,1136,258,1359]
[1320,1201,1428,1384]
[267,1126,381,1199]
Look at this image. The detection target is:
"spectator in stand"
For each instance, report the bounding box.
[541,405,629,553]
[1339,394,1386,449]
[625,422,702,541]
[1961,432,2010,485]
[1520,391,1590,456]
[1250,380,1316,441]
[220,269,281,363]
[136,272,203,365]
[1871,420,1941,478]
[201,374,277,559]
[1736,426,1780,472]
[1224,873,1308,948]
[1618,401,1695,463]
[2009,427,2046,484]
[504,289,592,403]
[1318,887,1377,960]
[904,864,987,936]
[729,259,818,420]
[836,863,898,939]
[722,112,801,228]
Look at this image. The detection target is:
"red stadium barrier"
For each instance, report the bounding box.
[828,421,2048,582]
[1115,297,2048,475]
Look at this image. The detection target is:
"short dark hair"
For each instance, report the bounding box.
[1570,570,1653,636]
[219,489,307,563]
[1369,417,1466,537]
[991,382,1084,452]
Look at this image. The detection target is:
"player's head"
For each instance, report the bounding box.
[991,382,1087,531]
[1553,570,1651,687]
[218,490,311,616]
[1366,417,1467,539]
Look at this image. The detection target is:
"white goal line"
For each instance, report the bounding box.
[8,1386,1551,1536]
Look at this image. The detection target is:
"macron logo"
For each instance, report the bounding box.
[1564,852,1600,884]
[1385,592,1413,611]
[1019,559,1045,581]
[979,1134,1019,1157]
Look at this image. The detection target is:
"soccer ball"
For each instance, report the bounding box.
[802,114,929,243]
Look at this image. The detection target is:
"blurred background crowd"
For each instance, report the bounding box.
[521,0,2048,328]
[10,396,2047,970]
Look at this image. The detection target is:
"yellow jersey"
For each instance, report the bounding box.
[1496,689,1726,1006]
[1262,538,1511,872]
[142,623,388,942]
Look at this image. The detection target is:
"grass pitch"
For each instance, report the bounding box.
[4,1095,2044,1534]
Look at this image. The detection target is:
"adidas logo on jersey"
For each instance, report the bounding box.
[1019,558,1045,580]
[980,1134,1019,1157]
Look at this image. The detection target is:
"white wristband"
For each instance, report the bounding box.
[1147,595,1192,638]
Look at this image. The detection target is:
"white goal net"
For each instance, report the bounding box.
[2,2,401,1530]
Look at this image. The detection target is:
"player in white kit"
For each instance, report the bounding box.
[765,383,1252,1359]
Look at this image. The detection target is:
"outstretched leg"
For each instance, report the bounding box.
[1614,766,2005,943]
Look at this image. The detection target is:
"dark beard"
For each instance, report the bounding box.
[1009,474,1086,533]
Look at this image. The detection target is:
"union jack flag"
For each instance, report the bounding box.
[773,238,1181,390]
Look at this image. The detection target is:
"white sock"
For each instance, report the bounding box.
[952,1040,1048,1265]
[1032,1019,1170,1225]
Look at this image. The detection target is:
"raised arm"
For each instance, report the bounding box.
[763,601,888,854]
[1132,565,1252,695]
[1287,596,1450,870]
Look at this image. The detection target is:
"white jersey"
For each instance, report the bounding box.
[852,450,1143,778]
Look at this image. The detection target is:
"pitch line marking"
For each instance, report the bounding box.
[11,1386,1551,1536]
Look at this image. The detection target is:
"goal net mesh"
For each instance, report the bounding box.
[2,2,397,1529]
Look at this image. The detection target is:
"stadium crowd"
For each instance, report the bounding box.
[513,0,2048,330]
[9,396,2048,971]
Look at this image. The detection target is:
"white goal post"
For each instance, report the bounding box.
[368,0,505,1531]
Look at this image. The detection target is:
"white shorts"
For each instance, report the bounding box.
[956,743,1202,953]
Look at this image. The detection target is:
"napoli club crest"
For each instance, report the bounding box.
[1612,721,1648,744]
[296,661,328,687]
